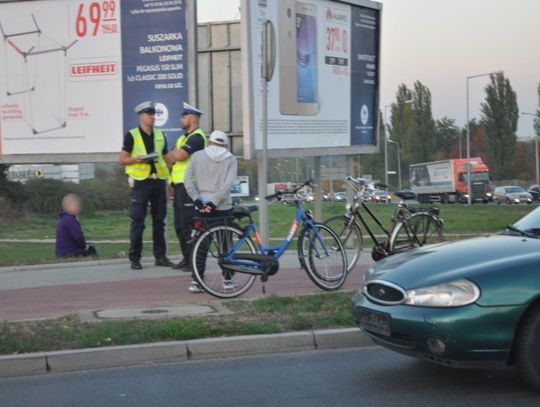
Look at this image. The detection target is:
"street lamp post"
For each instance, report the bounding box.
[384,100,411,192]
[384,104,392,187]
[387,139,401,190]
[522,112,539,185]
[466,71,503,205]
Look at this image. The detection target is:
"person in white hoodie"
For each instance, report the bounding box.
[184,130,238,292]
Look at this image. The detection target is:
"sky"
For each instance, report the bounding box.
[197,0,540,139]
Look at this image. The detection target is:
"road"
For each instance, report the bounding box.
[1,347,539,407]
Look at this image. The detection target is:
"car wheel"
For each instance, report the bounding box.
[515,303,540,390]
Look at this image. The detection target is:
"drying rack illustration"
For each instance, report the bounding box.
[0,14,77,134]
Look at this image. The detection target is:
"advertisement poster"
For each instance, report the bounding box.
[242,0,381,158]
[0,0,189,156]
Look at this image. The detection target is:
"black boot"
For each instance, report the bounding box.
[172,258,192,271]
[155,257,175,267]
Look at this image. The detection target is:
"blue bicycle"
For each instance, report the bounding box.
[190,181,348,298]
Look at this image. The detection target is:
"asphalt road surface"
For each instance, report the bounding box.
[1,347,539,407]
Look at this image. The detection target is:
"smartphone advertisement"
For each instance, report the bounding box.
[242,0,381,158]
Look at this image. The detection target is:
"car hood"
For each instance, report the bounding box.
[367,235,540,290]
[507,192,531,197]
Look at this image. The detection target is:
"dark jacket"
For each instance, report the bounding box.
[55,213,86,257]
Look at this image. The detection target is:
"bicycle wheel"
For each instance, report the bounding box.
[389,213,444,254]
[324,215,363,272]
[298,223,348,291]
[192,225,258,299]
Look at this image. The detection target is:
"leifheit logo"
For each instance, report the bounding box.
[326,8,348,23]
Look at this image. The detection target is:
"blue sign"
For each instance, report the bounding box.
[121,0,188,147]
[350,6,380,146]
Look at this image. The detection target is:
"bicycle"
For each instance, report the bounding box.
[324,176,444,271]
[190,180,348,299]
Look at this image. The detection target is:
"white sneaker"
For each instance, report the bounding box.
[189,281,204,293]
[223,279,238,291]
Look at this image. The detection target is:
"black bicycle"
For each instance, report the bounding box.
[324,176,444,270]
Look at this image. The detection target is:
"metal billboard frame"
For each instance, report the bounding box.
[240,0,383,161]
[0,0,198,164]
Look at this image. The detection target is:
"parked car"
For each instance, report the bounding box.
[371,190,391,203]
[528,185,540,201]
[493,186,532,204]
[334,192,346,202]
[352,206,540,390]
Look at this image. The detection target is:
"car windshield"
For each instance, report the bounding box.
[511,207,540,238]
[505,187,525,193]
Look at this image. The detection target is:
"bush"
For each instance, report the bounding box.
[0,196,27,224]
[1,166,131,215]
[23,179,87,214]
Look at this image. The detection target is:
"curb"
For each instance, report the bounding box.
[0,328,373,378]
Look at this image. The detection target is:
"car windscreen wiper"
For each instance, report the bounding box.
[505,224,536,238]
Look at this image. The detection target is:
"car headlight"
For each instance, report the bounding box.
[486,192,493,197]
[404,279,480,307]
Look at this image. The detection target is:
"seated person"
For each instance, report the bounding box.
[55,194,96,258]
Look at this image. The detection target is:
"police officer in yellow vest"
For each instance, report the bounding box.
[119,101,174,270]
[165,102,208,270]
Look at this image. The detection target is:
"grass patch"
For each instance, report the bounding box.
[0,203,534,266]
[0,292,355,355]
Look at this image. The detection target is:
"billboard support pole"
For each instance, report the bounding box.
[345,156,354,205]
[258,20,270,245]
[314,156,322,222]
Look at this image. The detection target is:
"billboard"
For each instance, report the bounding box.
[241,0,382,159]
[0,0,194,162]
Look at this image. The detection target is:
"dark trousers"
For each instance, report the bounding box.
[194,209,233,280]
[173,183,196,262]
[129,179,167,262]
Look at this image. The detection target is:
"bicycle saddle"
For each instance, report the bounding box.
[232,205,258,219]
[395,190,417,201]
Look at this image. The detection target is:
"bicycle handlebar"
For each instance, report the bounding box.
[345,175,387,190]
[265,179,315,201]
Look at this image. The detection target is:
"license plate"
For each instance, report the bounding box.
[359,308,391,337]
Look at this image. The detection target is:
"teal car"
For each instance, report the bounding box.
[352,207,540,389]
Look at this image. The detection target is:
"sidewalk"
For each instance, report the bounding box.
[0,253,373,322]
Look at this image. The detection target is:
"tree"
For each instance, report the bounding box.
[388,84,414,188]
[359,111,385,182]
[410,81,437,163]
[434,117,460,159]
[480,72,519,179]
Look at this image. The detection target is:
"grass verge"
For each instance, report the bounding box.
[0,292,356,355]
[0,203,534,266]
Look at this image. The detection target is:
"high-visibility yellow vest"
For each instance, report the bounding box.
[125,127,169,181]
[170,128,208,184]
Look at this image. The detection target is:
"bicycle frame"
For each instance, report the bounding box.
[343,178,428,251]
[222,201,328,270]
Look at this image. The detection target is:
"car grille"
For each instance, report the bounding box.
[365,281,406,305]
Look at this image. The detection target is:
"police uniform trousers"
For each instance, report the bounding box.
[129,178,168,262]
[173,183,195,261]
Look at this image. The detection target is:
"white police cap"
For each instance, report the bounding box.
[134,101,157,114]
[181,102,202,117]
